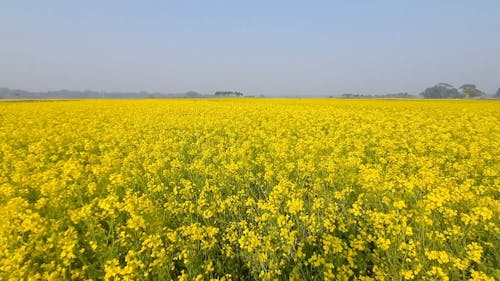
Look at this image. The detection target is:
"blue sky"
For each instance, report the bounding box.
[1,1,499,95]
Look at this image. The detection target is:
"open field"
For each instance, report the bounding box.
[0,99,498,280]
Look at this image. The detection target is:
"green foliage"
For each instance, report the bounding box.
[459,84,485,98]
[420,83,463,99]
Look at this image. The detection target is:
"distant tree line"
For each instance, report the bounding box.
[420,83,486,99]
[1,86,498,99]
[340,84,499,99]
[214,91,243,97]
[0,88,210,99]
[341,92,414,98]
[0,87,250,99]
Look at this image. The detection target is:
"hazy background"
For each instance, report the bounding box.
[1,0,499,96]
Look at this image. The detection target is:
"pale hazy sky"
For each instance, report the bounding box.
[1,1,499,96]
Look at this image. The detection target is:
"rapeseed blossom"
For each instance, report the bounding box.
[0,99,498,280]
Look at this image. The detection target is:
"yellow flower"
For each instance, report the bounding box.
[0,99,498,280]
[469,269,495,281]
[466,243,483,263]
[376,237,391,251]
[400,270,415,280]
[287,198,304,215]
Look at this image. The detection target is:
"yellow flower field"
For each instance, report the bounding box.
[0,99,498,280]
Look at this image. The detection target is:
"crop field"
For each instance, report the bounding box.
[0,99,498,280]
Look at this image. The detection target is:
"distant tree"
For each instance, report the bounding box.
[459,84,485,98]
[185,91,202,97]
[420,83,463,98]
[214,91,243,97]
[496,87,500,98]
[437,83,454,88]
